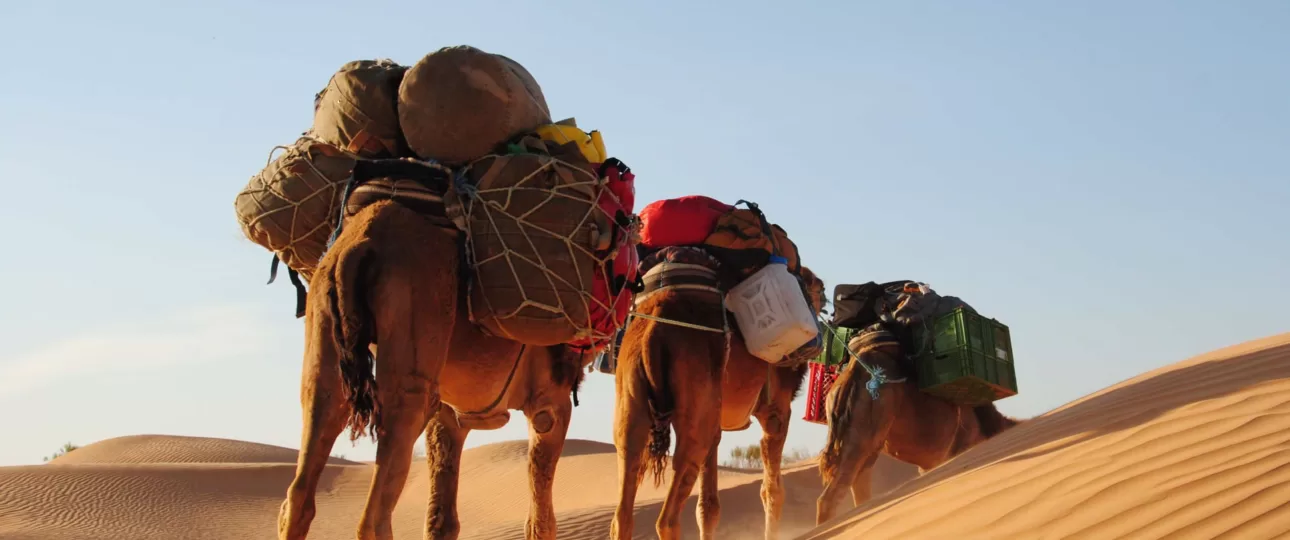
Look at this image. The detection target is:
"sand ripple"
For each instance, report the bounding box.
[802,332,1290,540]
[9,333,1287,539]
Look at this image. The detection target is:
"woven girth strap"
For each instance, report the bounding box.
[633,262,722,307]
[628,260,727,334]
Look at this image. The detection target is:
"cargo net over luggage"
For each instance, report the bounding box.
[451,136,637,350]
[233,45,639,351]
[235,138,358,283]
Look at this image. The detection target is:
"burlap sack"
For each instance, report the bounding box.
[451,138,615,346]
[398,45,551,164]
[310,59,409,158]
[234,138,357,279]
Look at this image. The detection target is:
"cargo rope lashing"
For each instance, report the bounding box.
[820,322,907,400]
[257,141,353,318]
[451,167,477,199]
[628,311,726,334]
[629,258,729,335]
[456,153,627,346]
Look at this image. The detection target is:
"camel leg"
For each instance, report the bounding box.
[357,376,438,540]
[521,396,573,540]
[657,427,714,540]
[696,432,722,540]
[755,400,791,540]
[279,311,348,540]
[424,407,470,540]
[815,367,899,525]
[609,386,650,540]
[357,285,455,539]
[849,452,880,506]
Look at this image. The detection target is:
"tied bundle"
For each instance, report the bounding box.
[234,138,358,285]
[233,45,638,351]
[449,134,637,348]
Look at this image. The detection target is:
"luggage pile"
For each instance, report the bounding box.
[638,196,803,276]
[233,45,639,351]
[802,281,1019,422]
[636,196,820,365]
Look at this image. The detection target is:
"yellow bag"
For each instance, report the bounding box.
[534,118,606,164]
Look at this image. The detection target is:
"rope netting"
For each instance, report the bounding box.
[456,152,633,346]
[234,137,357,277]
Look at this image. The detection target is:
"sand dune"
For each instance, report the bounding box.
[49,434,357,466]
[802,331,1290,539]
[5,332,1288,539]
[0,434,915,539]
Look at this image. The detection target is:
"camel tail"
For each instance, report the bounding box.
[326,237,380,443]
[818,361,862,486]
[973,402,1020,438]
[642,338,675,489]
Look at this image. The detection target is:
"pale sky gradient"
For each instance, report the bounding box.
[1,1,1287,465]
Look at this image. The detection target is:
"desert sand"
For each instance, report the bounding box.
[0,433,915,539]
[2,332,1288,539]
[802,331,1290,539]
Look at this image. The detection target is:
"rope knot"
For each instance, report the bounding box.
[452,168,477,200]
[866,366,892,400]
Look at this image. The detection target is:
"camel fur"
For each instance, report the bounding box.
[610,246,825,540]
[277,200,589,540]
[814,329,1022,525]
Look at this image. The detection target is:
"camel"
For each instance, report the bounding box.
[814,326,1022,525]
[277,199,591,540]
[610,246,826,540]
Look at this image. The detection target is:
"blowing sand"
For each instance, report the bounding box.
[2,332,1288,539]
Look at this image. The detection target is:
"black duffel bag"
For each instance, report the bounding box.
[830,280,909,329]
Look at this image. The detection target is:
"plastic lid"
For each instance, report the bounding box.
[768,255,788,265]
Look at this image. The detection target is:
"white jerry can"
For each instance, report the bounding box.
[725,256,820,363]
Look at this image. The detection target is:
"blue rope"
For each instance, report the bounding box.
[865,365,900,400]
[452,168,477,200]
[820,322,907,400]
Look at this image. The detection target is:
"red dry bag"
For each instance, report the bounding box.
[638,195,734,249]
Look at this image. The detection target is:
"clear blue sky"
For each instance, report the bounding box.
[1,1,1286,465]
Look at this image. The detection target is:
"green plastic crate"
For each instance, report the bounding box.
[911,307,1018,405]
[813,323,856,367]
